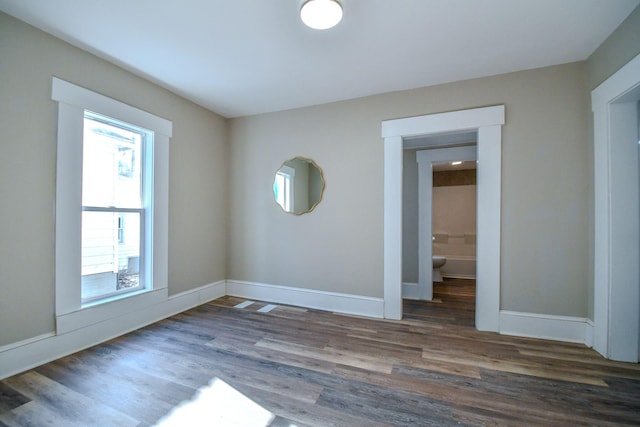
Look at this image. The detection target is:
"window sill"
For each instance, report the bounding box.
[81,287,150,309]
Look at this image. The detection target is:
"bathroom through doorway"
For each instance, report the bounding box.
[402,144,477,300]
[402,142,478,324]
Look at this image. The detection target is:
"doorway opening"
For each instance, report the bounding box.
[381,105,505,331]
[402,143,477,297]
[402,143,479,326]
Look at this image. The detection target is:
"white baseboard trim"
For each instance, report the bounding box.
[227,280,384,319]
[402,282,419,300]
[499,310,593,346]
[0,280,226,381]
[0,332,56,354]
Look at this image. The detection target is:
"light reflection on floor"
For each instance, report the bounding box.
[155,377,296,427]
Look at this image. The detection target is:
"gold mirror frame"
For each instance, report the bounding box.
[273,156,325,215]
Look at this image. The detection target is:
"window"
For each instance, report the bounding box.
[52,78,171,333]
[81,112,148,303]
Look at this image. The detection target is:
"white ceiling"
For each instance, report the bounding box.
[1,0,638,118]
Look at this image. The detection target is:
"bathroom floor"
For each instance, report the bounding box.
[403,277,476,327]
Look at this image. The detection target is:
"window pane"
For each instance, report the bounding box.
[81,211,141,301]
[83,113,143,208]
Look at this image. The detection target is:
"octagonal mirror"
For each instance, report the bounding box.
[273,157,325,215]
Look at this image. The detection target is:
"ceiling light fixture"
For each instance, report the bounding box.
[300,0,343,30]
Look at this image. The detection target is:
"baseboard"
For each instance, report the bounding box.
[0,280,226,381]
[402,282,419,300]
[0,332,56,354]
[499,310,592,346]
[227,280,384,319]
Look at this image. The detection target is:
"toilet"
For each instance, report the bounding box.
[432,255,447,282]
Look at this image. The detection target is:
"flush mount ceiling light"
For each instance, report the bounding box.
[300,0,343,30]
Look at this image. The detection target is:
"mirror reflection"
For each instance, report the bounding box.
[273,157,325,215]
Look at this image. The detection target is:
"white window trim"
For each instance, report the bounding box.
[52,77,172,335]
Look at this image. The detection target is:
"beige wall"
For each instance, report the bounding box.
[228,105,384,296]
[432,185,477,258]
[588,4,640,90]
[229,61,591,317]
[0,12,228,347]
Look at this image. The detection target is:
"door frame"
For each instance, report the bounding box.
[592,52,640,362]
[381,105,504,331]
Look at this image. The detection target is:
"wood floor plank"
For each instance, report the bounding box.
[315,377,462,427]
[0,384,29,414]
[336,363,613,426]
[255,337,395,374]
[421,346,609,386]
[34,353,196,425]
[0,372,139,427]
[206,334,338,374]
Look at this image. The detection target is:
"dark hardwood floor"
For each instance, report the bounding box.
[1,278,639,426]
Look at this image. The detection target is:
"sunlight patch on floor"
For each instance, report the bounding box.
[155,378,290,427]
[257,304,278,313]
[234,300,255,309]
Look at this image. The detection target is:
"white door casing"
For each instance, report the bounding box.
[592,52,640,362]
[381,105,505,331]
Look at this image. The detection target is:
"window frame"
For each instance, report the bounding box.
[80,111,148,304]
[52,77,172,334]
